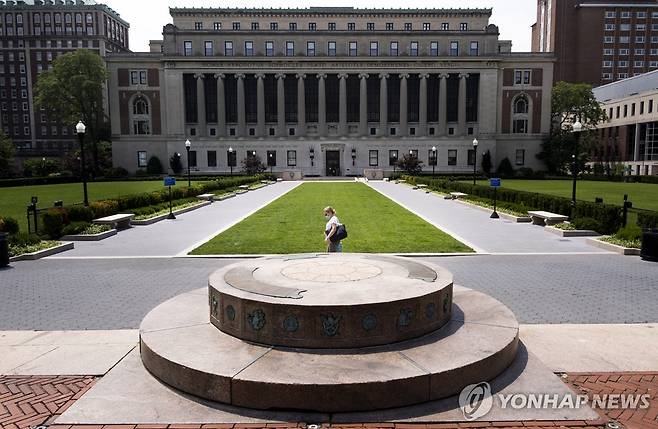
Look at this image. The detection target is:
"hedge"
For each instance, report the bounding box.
[637,210,658,230]
[403,175,624,234]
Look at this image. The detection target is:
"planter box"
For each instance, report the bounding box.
[215,193,236,201]
[61,229,117,241]
[131,201,211,226]
[545,226,600,237]
[10,242,74,262]
[453,199,532,223]
[235,189,248,195]
[587,237,641,255]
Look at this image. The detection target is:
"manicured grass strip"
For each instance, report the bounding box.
[470,179,658,212]
[191,182,472,254]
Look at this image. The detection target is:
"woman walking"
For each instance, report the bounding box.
[323,206,343,253]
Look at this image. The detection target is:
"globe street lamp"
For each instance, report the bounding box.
[268,152,274,174]
[75,121,89,206]
[431,146,437,177]
[185,139,191,187]
[228,146,234,176]
[571,120,583,206]
[472,138,479,185]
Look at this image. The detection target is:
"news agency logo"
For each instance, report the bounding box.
[459,382,493,421]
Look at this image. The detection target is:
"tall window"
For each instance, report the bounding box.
[328,41,336,56]
[410,41,419,56]
[460,22,468,31]
[245,41,254,56]
[137,151,147,167]
[204,41,213,56]
[441,22,449,30]
[389,150,398,166]
[347,22,355,30]
[307,41,316,56]
[430,41,439,56]
[289,22,297,30]
[328,22,336,30]
[370,41,378,56]
[450,41,459,56]
[390,41,399,56]
[130,70,147,85]
[265,41,274,56]
[447,150,457,166]
[514,70,532,85]
[286,41,294,56]
[224,41,233,56]
[184,41,193,56]
[349,41,357,56]
[515,149,525,166]
[423,22,430,30]
[207,150,217,167]
[469,41,479,56]
[251,22,259,30]
[232,22,240,30]
[512,94,529,134]
[131,96,150,135]
[194,22,203,30]
[309,22,317,30]
[213,22,221,30]
[369,150,379,166]
[270,22,277,30]
[367,22,375,30]
[287,150,297,166]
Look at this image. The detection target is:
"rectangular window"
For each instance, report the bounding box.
[286,41,294,56]
[467,149,475,166]
[367,22,375,30]
[620,23,631,31]
[207,150,217,167]
[225,41,233,56]
[386,23,393,30]
[430,41,439,56]
[637,11,646,18]
[232,22,240,30]
[441,22,449,31]
[139,70,147,85]
[307,41,316,56]
[604,36,614,44]
[620,48,629,55]
[369,41,378,56]
[635,60,644,68]
[621,11,631,19]
[369,150,378,166]
[390,41,399,56]
[460,22,468,31]
[450,41,459,56]
[448,150,457,166]
[469,41,479,56]
[347,22,355,31]
[137,151,147,167]
[349,41,357,56]
[404,23,412,31]
[605,23,615,31]
[328,41,336,56]
[251,22,259,30]
[265,41,274,56]
[270,22,278,30]
[603,60,613,68]
[130,70,139,85]
[635,48,645,55]
[245,41,254,56]
[204,41,213,56]
[194,22,203,30]
[184,41,192,56]
[619,36,630,43]
[328,22,336,31]
[214,22,221,30]
[410,41,418,56]
[388,150,398,166]
[189,151,197,168]
[515,149,525,166]
[636,36,645,43]
[637,24,646,31]
[513,119,528,133]
[604,48,613,55]
[423,22,430,31]
[619,60,629,67]
[287,150,297,166]
[309,22,317,31]
[289,22,297,31]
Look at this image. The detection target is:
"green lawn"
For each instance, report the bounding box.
[0,180,209,230]
[191,182,472,254]
[471,179,658,212]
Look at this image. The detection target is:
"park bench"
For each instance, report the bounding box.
[238,185,249,191]
[93,213,134,230]
[527,210,569,226]
[196,193,215,202]
[446,192,468,200]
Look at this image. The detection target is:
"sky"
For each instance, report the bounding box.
[102,0,537,52]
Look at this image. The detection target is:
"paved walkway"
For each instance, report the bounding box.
[53,182,300,258]
[368,181,610,254]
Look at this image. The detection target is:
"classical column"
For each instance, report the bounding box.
[317,73,327,137]
[236,73,246,137]
[438,73,448,136]
[379,73,388,137]
[214,73,226,137]
[296,73,306,137]
[634,123,641,161]
[256,73,265,137]
[195,73,206,137]
[276,73,286,137]
[359,73,369,137]
[419,73,429,137]
[338,73,348,136]
[399,73,409,137]
[458,72,469,136]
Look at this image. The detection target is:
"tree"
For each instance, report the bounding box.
[537,81,606,174]
[396,153,424,175]
[146,156,163,175]
[241,155,266,175]
[497,157,514,178]
[23,158,60,177]
[170,153,183,174]
[481,150,492,176]
[0,130,14,178]
[33,49,108,176]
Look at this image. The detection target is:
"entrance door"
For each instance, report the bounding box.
[326,150,341,176]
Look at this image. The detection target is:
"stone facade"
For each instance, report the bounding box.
[108,7,554,176]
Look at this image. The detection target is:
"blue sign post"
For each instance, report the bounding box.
[489,178,501,219]
[164,177,176,220]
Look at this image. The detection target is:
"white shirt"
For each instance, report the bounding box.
[325,215,340,234]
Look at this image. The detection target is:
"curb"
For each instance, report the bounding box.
[586,237,640,255]
[10,241,74,261]
[61,229,118,241]
[131,201,212,226]
[545,226,600,238]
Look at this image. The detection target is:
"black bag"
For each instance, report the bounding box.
[330,224,348,242]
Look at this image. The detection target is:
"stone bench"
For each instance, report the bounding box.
[238,185,249,191]
[197,193,215,202]
[445,192,468,200]
[93,213,134,230]
[527,210,569,226]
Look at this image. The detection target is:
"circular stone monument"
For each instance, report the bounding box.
[140,254,519,412]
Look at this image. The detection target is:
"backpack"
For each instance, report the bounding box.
[330,224,348,242]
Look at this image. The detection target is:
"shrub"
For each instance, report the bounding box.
[481,150,492,176]
[615,223,643,241]
[637,211,658,230]
[170,153,183,174]
[8,232,41,247]
[572,217,602,232]
[516,167,534,179]
[241,155,266,175]
[89,200,120,218]
[42,208,68,239]
[67,205,95,223]
[61,221,90,236]
[23,158,60,177]
[135,169,149,177]
[496,158,514,178]
[147,156,164,175]
[0,216,19,234]
[396,153,424,175]
[104,166,129,178]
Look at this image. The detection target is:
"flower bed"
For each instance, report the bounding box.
[600,236,641,249]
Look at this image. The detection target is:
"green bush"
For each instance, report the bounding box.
[8,232,41,247]
[23,158,60,177]
[147,156,164,175]
[572,217,602,232]
[615,223,643,241]
[104,167,129,178]
[637,211,658,230]
[61,221,91,236]
[496,158,514,178]
[0,216,19,234]
[41,208,68,239]
[67,205,95,223]
[135,169,149,177]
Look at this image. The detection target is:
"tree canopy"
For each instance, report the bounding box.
[0,130,15,178]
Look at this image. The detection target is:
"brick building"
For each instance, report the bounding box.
[0,0,129,164]
[532,0,658,86]
[108,7,554,176]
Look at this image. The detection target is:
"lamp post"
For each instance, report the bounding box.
[310,148,315,166]
[185,139,191,187]
[75,121,89,206]
[431,146,437,177]
[228,147,234,176]
[472,138,479,185]
[392,153,398,172]
[268,152,273,174]
[571,120,583,207]
[351,148,356,166]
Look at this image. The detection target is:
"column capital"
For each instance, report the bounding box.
[338,73,349,79]
[235,73,246,79]
[275,72,286,80]
[419,73,430,80]
[358,73,369,80]
[400,73,410,79]
[439,73,449,79]
[295,73,306,79]
[459,72,470,79]
[255,73,266,79]
[317,73,327,79]
[213,73,225,80]
[194,73,205,80]
[379,73,389,80]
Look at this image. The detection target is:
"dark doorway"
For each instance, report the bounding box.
[326,150,341,176]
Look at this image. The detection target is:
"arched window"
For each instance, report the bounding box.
[131,95,151,135]
[512,94,530,134]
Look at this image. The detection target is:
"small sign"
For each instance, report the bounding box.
[164,177,176,186]
[490,178,501,188]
